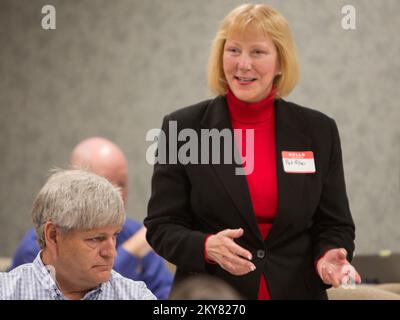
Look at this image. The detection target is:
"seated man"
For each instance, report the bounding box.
[0,169,156,300]
[9,137,173,299]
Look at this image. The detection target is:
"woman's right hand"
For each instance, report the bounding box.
[205,228,256,276]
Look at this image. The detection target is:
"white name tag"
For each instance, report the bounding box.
[282,151,316,174]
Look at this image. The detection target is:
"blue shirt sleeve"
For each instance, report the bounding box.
[113,246,173,299]
[113,219,173,299]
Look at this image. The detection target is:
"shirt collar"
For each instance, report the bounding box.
[32,251,103,300]
[226,87,276,125]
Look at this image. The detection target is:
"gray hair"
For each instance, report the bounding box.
[32,169,125,248]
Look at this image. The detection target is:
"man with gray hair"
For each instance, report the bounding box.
[9,137,172,299]
[0,169,156,300]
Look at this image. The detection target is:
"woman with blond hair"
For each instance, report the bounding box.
[145,4,361,299]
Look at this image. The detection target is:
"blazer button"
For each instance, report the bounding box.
[256,249,265,259]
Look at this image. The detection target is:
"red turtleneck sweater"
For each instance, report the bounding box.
[227,88,278,300]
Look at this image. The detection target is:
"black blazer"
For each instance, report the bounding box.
[145,96,355,299]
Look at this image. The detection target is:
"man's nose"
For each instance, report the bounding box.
[100,238,117,259]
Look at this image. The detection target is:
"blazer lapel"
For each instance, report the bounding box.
[200,97,263,243]
[266,100,312,247]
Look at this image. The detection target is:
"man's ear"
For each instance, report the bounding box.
[43,221,58,249]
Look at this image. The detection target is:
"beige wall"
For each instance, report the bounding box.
[0,0,399,256]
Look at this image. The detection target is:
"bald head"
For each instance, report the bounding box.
[70,137,128,204]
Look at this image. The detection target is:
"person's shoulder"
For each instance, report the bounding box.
[4,262,35,277]
[13,228,37,252]
[17,228,37,246]
[0,263,34,299]
[106,271,157,300]
[166,97,222,124]
[9,228,40,270]
[278,99,337,137]
[122,218,142,233]
[25,228,37,238]
[278,99,334,124]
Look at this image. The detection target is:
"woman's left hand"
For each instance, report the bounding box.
[316,248,362,288]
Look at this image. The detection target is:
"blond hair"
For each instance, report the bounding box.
[208,3,300,98]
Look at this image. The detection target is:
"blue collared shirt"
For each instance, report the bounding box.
[0,253,156,300]
[9,219,173,299]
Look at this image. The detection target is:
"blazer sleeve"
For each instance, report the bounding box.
[144,115,208,273]
[311,118,356,263]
